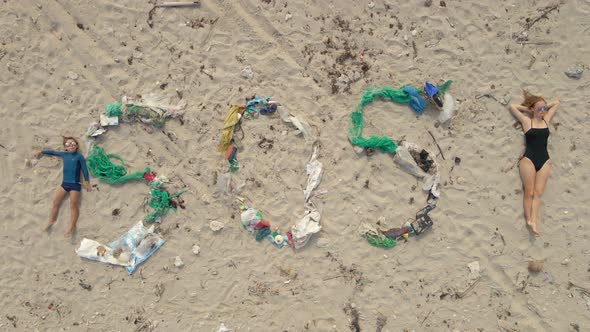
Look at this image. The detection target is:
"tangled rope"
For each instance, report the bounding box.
[144,182,187,222]
[86,146,149,185]
[348,81,452,154]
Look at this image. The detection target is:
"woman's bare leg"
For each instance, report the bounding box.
[47,186,67,229]
[65,190,81,238]
[530,161,551,235]
[519,158,537,235]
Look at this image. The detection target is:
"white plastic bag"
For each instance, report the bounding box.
[76,221,165,274]
[277,106,313,141]
[303,144,323,202]
[438,93,455,123]
[290,205,321,249]
[240,209,261,232]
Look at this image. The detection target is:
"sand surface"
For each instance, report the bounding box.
[1,0,590,331]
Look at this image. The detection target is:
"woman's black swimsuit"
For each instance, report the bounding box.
[523,119,550,171]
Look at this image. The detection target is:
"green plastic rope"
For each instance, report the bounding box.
[349,81,452,154]
[105,102,169,127]
[87,146,149,185]
[144,182,187,222]
[105,102,123,117]
[255,227,271,241]
[367,236,397,248]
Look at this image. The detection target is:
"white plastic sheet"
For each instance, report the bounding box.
[277,106,313,141]
[438,93,455,123]
[393,141,441,198]
[76,221,165,274]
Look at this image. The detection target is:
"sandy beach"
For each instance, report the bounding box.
[1,0,589,331]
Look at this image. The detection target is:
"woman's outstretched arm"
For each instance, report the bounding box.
[544,98,560,123]
[508,104,531,128]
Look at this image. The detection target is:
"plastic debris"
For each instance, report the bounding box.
[86,122,106,137]
[393,141,440,198]
[209,220,225,232]
[348,81,453,154]
[105,94,186,128]
[87,146,149,185]
[438,93,456,123]
[424,81,443,108]
[358,222,396,248]
[76,221,165,274]
[303,143,322,201]
[277,105,313,140]
[218,97,323,250]
[100,114,119,127]
[564,64,583,79]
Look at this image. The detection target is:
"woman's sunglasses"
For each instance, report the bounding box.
[64,142,78,147]
[536,105,549,112]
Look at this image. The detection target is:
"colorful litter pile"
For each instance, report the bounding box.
[349,81,453,248]
[217,96,322,250]
[76,94,187,273]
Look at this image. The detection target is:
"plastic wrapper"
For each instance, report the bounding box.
[76,221,165,274]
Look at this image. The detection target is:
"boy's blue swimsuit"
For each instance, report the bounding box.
[42,150,89,191]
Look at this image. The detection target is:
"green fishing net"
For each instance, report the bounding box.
[87,146,148,185]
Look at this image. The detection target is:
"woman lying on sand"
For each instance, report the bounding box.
[34,137,91,238]
[508,92,560,236]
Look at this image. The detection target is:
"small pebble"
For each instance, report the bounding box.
[368,1,375,9]
[67,71,78,80]
[174,256,184,268]
[241,66,254,79]
[209,220,225,232]
[561,258,570,266]
[192,245,201,255]
[564,64,583,79]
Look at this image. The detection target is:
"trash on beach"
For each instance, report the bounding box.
[438,92,455,123]
[86,122,107,137]
[393,141,441,198]
[87,145,149,185]
[410,205,435,234]
[303,143,322,201]
[564,64,583,79]
[99,114,119,127]
[76,221,165,274]
[359,222,396,248]
[277,106,313,141]
[217,97,323,250]
[424,81,443,108]
[105,93,186,128]
[377,205,435,248]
